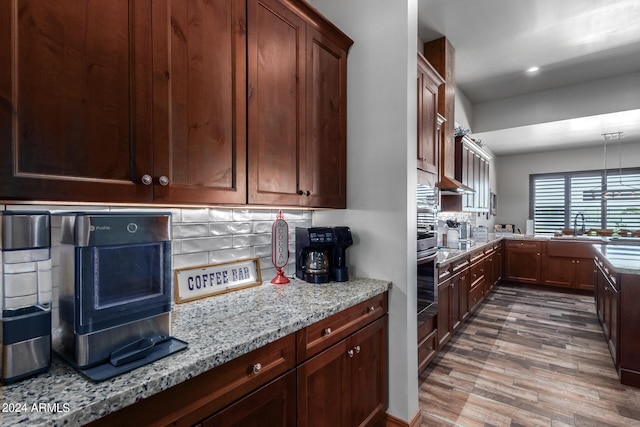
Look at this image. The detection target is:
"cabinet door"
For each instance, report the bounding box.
[542,256,574,288]
[437,280,451,348]
[350,317,387,427]
[607,283,619,365]
[201,371,296,427]
[297,338,350,427]
[305,25,348,208]
[155,0,247,204]
[450,277,461,332]
[574,259,596,291]
[505,248,541,284]
[0,0,154,203]
[417,55,440,176]
[247,0,307,206]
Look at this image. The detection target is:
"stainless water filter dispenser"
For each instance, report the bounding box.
[0,211,52,384]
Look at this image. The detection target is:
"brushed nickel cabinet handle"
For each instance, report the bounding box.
[252,363,262,374]
[369,306,376,313]
[355,345,361,354]
[323,328,332,336]
[159,175,169,186]
[141,174,152,185]
[347,349,354,358]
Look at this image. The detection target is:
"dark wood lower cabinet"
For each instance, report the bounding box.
[298,317,387,427]
[199,370,296,427]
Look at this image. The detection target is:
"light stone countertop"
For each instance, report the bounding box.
[436,235,505,268]
[594,245,640,275]
[1,277,390,427]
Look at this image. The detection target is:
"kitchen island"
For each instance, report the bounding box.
[594,244,640,387]
[1,277,390,426]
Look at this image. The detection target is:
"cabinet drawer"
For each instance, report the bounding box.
[417,314,436,342]
[505,240,542,250]
[296,293,387,362]
[418,328,437,373]
[469,249,485,264]
[87,334,296,427]
[451,256,470,274]
[469,261,485,288]
[438,265,452,281]
[468,283,484,312]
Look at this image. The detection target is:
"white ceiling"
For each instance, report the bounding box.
[417,0,640,156]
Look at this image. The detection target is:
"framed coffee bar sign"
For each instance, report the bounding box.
[174,258,262,303]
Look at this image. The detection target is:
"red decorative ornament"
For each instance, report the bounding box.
[271,210,290,284]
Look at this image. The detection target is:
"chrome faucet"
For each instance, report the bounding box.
[574,213,585,236]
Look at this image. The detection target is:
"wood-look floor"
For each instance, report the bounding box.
[418,284,640,427]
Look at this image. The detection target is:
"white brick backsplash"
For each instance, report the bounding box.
[209,222,251,236]
[209,209,234,222]
[209,248,253,264]
[252,221,273,234]
[181,208,210,223]
[181,236,233,254]
[173,252,209,270]
[232,209,274,221]
[173,223,210,239]
[253,244,272,258]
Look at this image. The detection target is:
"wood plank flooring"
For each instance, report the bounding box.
[418,284,640,426]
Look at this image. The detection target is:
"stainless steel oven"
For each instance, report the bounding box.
[417,246,437,316]
[416,184,438,319]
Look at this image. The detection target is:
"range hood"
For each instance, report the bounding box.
[436,175,475,195]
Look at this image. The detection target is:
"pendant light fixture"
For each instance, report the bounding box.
[583,132,640,200]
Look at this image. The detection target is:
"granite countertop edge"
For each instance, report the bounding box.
[594,245,640,276]
[1,277,391,427]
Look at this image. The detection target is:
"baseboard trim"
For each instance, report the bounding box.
[386,409,422,427]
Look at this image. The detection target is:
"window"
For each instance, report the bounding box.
[530,168,640,235]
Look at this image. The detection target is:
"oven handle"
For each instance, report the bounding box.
[417,251,438,263]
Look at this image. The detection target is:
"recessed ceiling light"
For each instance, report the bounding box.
[526,66,540,74]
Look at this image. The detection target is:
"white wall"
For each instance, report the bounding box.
[308,0,420,423]
[495,140,640,230]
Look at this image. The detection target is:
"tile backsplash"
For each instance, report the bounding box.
[1,204,312,329]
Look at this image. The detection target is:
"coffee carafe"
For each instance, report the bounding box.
[295,227,334,283]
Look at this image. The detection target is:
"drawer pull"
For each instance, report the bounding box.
[369,306,376,313]
[355,345,361,354]
[347,349,354,358]
[323,328,332,336]
[252,363,262,374]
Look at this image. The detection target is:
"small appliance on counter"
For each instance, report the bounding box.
[295,227,353,283]
[472,226,488,242]
[1,211,52,384]
[330,226,353,282]
[54,212,187,381]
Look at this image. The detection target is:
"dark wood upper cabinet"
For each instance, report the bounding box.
[0,0,155,203]
[304,25,349,208]
[417,53,444,181]
[1,0,351,207]
[155,0,247,205]
[247,0,307,207]
[247,0,352,208]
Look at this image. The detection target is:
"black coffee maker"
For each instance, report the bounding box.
[295,227,353,283]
